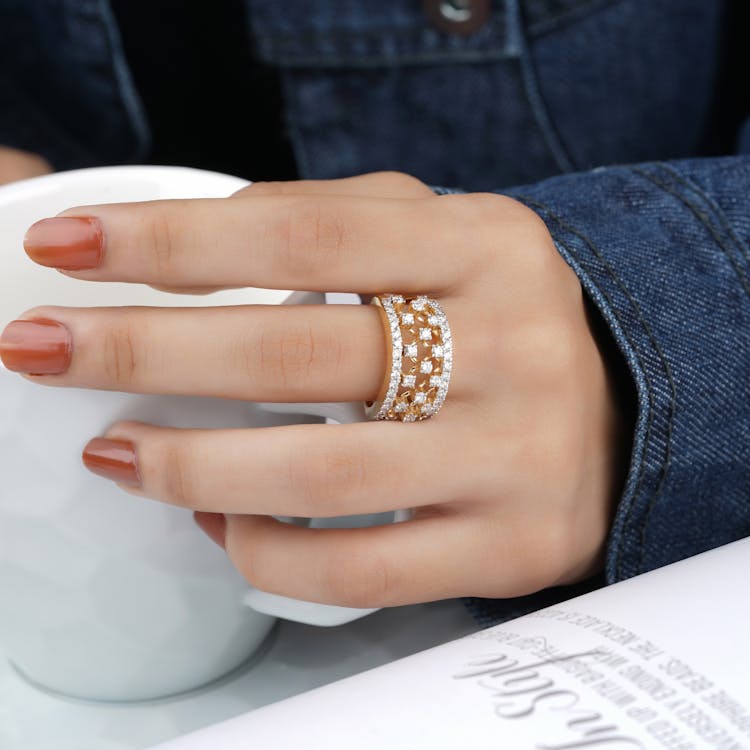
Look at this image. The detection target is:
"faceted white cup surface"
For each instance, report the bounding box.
[0,166,303,702]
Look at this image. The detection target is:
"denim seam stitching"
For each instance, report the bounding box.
[254,17,512,68]
[516,193,673,580]
[632,166,750,302]
[655,162,750,268]
[255,48,515,69]
[549,232,656,579]
[526,0,623,39]
[622,166,727,573]
[278,70,312,180]
[509,0,575,173]
[255,17,508,45]
[97,0,151,162]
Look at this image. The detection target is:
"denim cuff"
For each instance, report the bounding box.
[435,156,750,625]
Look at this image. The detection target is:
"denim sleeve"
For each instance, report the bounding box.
[436,156,750,625]
[0,1,148,170]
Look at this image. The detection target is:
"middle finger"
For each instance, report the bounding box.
[1,303,396,401]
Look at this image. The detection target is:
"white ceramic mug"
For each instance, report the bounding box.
[0,166,395,703]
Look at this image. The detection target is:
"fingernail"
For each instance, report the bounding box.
[0,318,72,374]
[82,438,141,487]
[24,216,103,270]
[194,512,227,549]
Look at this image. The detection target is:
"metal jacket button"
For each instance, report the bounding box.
[423,0,491,36]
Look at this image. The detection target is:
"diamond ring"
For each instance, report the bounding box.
[364,294,453,422]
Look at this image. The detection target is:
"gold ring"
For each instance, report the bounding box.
[365,294,453,422]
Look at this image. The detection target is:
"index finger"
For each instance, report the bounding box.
[23,193,483,293]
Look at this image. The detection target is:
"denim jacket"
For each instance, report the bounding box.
[1,0,749,625]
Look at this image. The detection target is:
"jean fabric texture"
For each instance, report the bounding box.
[1,0,748,626]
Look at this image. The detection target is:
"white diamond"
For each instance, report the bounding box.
[394,401,407,412]
[419,327,432,341]
[400,312,414,325]
[429,375,443,387]
[413,391,427,404]
[420,360,433,374]
[403,343,418,358]
[421,403,435,415]
[403,413,417,422]
[401,374,416,388]
[370,295,404,421]
[432,345,444,358]
[411,296,427,311]
[391,294,405,304]
[427,314,439,326]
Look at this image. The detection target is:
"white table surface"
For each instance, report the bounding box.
[1,600,477,750]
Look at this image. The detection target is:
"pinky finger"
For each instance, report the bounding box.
[220,512,485,609]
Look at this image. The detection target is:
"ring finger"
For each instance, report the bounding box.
[0,300,467,401]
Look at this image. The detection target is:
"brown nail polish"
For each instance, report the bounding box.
[194,512,227,549]
[0,318,72,374]
[24,216,103,270]
[82,438,141,487]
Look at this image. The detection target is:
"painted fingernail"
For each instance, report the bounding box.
[0,318,72,374]
[24,216,103,270]
[194,512,227,549]
[82,438,141,487]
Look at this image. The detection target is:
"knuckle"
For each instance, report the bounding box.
[144,203,180,280]
[100,319,142,387]
[449,192,556,279]
[431,193,506,281]
[322,545,393,608]
[449,191,509,230]
[286,450,326,517]
[269,198,347,282]
[505,207,559,275]
[316,323,347,381]
[464,190,508,216]
[321,441,369,508]
[233,537,271,592]
[288,440,369,516]
[161,441,198,508]
[256,322,318,390]
[369,171,431,195]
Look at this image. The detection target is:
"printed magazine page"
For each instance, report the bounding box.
[151,538,750,750]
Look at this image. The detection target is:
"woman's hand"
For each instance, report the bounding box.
[0,145,52,185]
[0,172,630,607]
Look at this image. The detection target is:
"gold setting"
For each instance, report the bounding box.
[365,294,453,422]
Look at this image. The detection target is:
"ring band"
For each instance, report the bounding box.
[365,294,453,422]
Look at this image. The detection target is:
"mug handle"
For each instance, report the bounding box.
[243,290,397,626]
